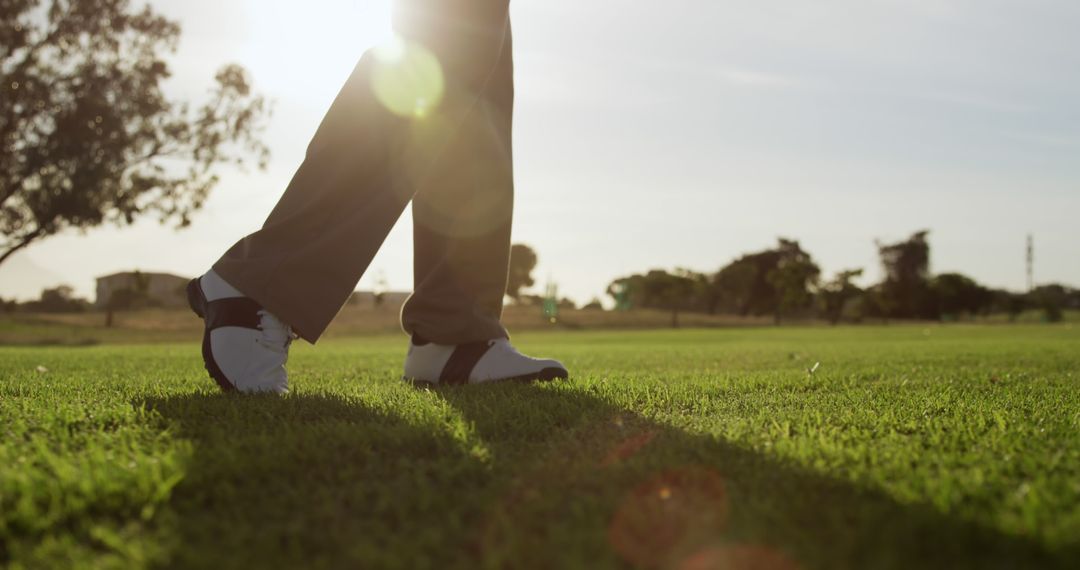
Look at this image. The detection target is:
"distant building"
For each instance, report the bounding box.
[95,271,190,309]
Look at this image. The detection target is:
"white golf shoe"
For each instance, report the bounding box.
[187,271,294,394]
[403,336,569,386]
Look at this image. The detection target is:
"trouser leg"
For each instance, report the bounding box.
[400,25,514,345]
[212,0,512,343]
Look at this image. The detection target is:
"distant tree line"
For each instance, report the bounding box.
[505,244,579,310]
[606,231,1080,326]
[4,233,1077,326]
[0,270,174,327]
[3,285,88,314]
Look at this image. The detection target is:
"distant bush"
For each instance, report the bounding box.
[22,286,89,313]
[1030,285,1069,323]
[582,299,605,311]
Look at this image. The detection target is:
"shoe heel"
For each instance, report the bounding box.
[186,278,207,319]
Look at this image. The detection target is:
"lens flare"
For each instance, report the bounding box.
[371,35,445,119]
[609,468,730,568]
[601,430,657,466]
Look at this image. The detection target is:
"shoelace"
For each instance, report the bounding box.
[257,310,297,351]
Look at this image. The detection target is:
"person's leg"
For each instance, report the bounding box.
[398,20,568,385]
[400,23,514,345]
[211,0,513,344]
[209,57,409,343]
[191,0,516,392]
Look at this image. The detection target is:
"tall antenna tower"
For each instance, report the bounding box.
[1026,234,1034,292]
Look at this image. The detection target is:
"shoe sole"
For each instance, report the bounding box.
[187,279,237,393]
[406,366,569,389]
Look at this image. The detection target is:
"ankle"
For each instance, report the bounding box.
[201,269,245,301]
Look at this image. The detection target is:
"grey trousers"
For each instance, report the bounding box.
[214,0,514,344]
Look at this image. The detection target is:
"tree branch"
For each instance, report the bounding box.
[0,0,68,141]
[0,226,44,266]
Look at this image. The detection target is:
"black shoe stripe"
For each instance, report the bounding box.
[201,327,238,393]
[438,341,495,385]
[187,279,264,331]
[186,279,207,319]
[187,278,239,393]
[185,278,263,332]
[206,298,263,331]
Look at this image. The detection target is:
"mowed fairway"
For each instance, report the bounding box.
[2,326,1078,569]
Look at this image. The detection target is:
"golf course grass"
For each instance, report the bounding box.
[2,325,1078,569]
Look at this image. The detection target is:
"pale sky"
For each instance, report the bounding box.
[3,0,1078,304]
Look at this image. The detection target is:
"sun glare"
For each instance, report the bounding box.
[372,37,445,118]
[241,0,396,99]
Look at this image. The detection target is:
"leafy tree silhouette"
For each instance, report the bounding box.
[506,243,538,302]
[0,0,270,266]
[876,230,933,319]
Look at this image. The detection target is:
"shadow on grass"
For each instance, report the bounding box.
[143,385,1072,570]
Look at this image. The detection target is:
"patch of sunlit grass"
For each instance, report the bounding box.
[2,325,1078,568]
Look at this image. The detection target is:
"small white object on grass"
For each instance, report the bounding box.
[807,362,820,376]
[35,365,49,373]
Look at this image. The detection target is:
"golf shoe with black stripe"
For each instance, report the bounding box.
[187,272,294,394]
[403,336,569,386]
